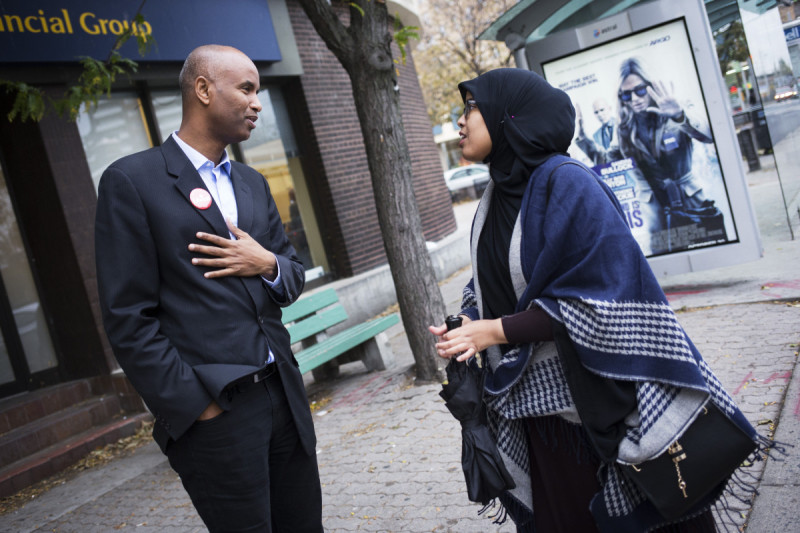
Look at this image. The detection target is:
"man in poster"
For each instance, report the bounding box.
[576,98,617,162]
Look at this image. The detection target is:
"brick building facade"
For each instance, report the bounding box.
[286,1,454,276]
[0,0,455,398]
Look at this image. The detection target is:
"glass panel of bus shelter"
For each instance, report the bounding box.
[0,164,57,377]
[739,2,800,235]
[76,92,153,192]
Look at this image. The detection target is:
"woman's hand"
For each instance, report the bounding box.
[646,80,684,121]
[428,316,506,362]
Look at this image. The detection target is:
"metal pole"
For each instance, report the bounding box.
[513,47,529,70]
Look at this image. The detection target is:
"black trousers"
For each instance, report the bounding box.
[167,371,323,533]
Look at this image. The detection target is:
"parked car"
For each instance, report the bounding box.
[774,86,798,102]
[443,164,490,199]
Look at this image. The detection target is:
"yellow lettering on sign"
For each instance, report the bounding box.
[135,21,152,36]
[62,9,73,34]
[0,9,73,34]
[108,19,124,35]
[3,15,23,32]
[24,15,40,33]
[79,12,99,35]
[0,8,148,37]
[37,10,49,33]
[49,16,66,34]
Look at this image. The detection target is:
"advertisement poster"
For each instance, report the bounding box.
[542,19,738,257]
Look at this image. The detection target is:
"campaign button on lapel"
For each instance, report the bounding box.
[190,188,213,209]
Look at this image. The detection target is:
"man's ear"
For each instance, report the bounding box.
[195,76,212,106]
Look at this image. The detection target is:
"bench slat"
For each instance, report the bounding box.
[297,314,399,374]
[286,304,348,344]
[281,288,338,324]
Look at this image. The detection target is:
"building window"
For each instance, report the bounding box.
[152,89,244,162]
[76,92,153,191]
[0,164,57,384]
[77,85,328,281]
[151,90,183,142]
[238,87,327,279]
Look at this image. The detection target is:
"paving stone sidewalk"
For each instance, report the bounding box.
[3,164,799,532]
[3,264,797,533]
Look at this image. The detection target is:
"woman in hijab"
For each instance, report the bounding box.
[429,68,760,532]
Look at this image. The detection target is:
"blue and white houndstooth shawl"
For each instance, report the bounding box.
[459,154,758,532]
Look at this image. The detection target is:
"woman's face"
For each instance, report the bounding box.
[620,73,651,114]
[456,91,492,162]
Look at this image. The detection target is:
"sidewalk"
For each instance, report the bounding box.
[2,165,798,532]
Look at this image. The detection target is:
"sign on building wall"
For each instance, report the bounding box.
[0,0,281,63]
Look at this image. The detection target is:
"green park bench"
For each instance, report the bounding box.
[281,287,399,381]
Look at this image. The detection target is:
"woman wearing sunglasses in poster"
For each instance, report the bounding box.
[576,57,727,254]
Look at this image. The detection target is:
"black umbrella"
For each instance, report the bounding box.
[440,316,515,505]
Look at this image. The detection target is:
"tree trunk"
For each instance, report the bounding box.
[296,0,447,382]
[349,61,446,383]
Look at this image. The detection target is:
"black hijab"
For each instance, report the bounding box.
[458,69,575,320]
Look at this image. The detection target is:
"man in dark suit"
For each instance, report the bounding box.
[575,98,617,165]
[590,98,615,149]
[95,44,322,532]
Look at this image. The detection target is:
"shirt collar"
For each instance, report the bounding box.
[171,132,231,174]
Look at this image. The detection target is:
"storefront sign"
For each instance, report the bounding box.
[0,0,281,63]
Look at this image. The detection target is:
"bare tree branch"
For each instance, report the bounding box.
[414,0,516,124]
[295,0,356,70]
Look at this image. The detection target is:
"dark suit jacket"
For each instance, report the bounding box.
[593,122,614,150]
[95,136,315,455]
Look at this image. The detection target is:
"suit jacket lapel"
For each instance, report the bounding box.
[162,136,229,237]
[228,163,268,310]
[230,164,253,235]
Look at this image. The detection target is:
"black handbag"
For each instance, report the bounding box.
[551,319,755,521]
[620,403,756,520]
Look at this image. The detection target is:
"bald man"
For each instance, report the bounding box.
[95,45,322,532]
[576,97,617,165]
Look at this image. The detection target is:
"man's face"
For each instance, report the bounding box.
[207,52,262,145]
[592,100,612,125]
